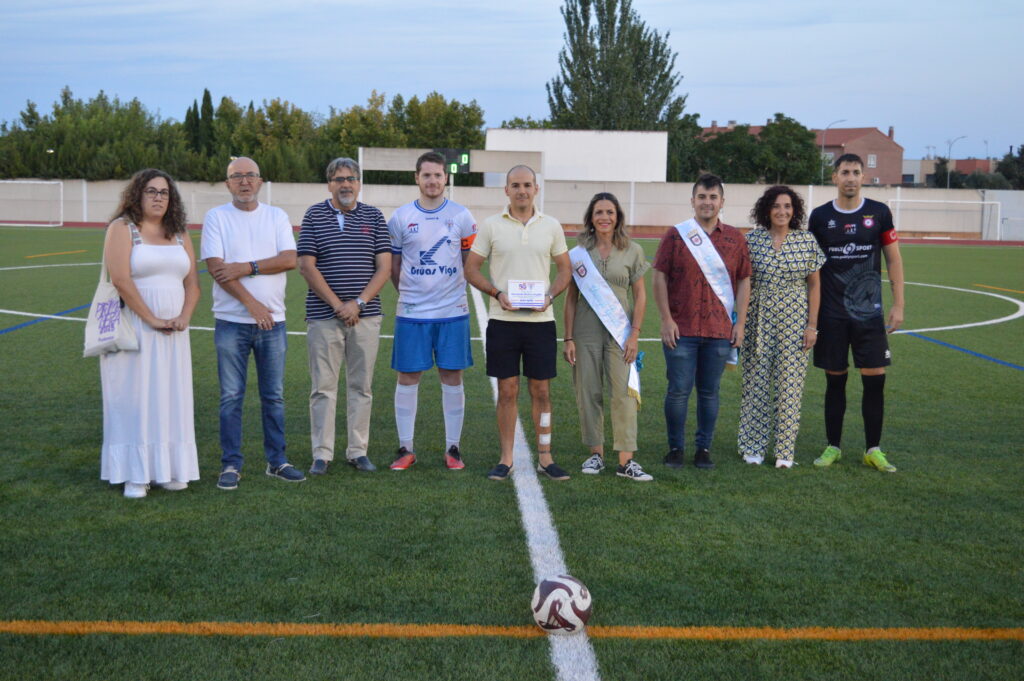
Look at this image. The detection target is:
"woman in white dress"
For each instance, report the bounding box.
[100,169,200,498]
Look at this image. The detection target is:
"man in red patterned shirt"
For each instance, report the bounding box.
[652,173,751,470]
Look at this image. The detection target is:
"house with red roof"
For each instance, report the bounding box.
[701,122,904,185]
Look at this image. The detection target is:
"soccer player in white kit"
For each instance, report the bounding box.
[387,152,477,470]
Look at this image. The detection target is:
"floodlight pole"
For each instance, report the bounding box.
[821,119,846,184]
[946,136,966,189]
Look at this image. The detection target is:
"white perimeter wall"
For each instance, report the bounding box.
[484,128,668,183]
[1,178,1017,239]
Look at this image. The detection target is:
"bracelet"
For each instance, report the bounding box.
[564,338,574,342]
[492,289,502,299]
[249,261,259,277]
[807,327,818,333]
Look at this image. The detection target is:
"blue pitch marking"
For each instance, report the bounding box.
[0,303,90,335]
[905,332,1024,371]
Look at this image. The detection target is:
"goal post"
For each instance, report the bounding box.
[0,180,64,227]
[887,199,1002,240]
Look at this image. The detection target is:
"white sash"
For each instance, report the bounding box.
[569,245,641,403]
[673,218,738,365]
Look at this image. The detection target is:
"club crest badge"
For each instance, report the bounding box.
[574,261,587,277]
[687,228,703,246]
[863,217,875,228]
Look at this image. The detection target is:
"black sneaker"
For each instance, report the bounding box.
[487,463,513,480]
[663,449,685,468]
[217,467,240,490]
[536,461,570,481]
[694,448,715,470]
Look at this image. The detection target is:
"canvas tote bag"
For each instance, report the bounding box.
[83,247,138,357]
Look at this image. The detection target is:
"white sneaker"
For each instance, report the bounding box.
[123,482,148,498]
[775,458,795,469]
[157,481,188,491]
[742,453,764,465]
[581,453,605,474]
[616,459,653,482]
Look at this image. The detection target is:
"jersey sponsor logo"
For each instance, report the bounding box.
[844,223,857,235]
[410,235,459,277]
[863,217,875,228]
[419,236,450,266]
[406,222,419,233]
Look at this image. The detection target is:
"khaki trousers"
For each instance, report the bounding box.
[572,337,638,452]
[307,316,382,461]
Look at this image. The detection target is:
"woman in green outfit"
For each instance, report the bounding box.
[563,193,652,481]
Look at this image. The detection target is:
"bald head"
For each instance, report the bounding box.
[506,165,536,185]
[227,156,260,178]
[225,157,263,210]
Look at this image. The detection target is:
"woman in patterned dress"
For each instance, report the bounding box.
[737,186,826,468]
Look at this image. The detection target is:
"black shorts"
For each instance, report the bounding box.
[485,319,557,380]
[813,315,891,371]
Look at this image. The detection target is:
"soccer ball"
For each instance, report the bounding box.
[531,575,593,634]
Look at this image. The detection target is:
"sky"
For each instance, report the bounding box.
[1,0,1021,162]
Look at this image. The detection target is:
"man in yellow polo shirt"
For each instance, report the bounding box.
[465,165,572,481]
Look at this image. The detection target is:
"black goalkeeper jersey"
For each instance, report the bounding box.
[808,198,898,322]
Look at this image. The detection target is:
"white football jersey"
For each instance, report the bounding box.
[388,199,477,320]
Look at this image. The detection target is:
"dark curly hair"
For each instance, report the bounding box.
[750,185,806,231]
[578,192,630,250]
[111,168,187,238]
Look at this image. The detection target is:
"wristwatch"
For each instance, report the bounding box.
[355,297,366,312]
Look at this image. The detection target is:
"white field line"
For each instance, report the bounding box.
[467,285,601,681]
[0,262,102,271]
[2,281,1020,339]
[889,282,1024,334]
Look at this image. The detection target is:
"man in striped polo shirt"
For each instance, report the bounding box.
[298,158,391,474]
[386,151,477,471]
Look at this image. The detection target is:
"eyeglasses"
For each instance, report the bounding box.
[143,188,170,199]
[329,176,359,184]
[228,172,261,182]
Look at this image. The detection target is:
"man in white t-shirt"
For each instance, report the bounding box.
[200,157,303,490]
[386,152,477,472]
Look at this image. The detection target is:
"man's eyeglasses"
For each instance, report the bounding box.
[143,188,170,199]
[228,172,261,182]
[329,176,359,184]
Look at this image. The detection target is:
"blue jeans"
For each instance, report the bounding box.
[663,336,732,451]
[214,320,287,471]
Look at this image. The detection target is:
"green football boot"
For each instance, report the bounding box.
[814,445,842,467]
[863,448,897,473]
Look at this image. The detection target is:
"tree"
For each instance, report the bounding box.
[995,145,1024,189]
[757,114,821,184]
[501,116,553,129]
[546,0,694,180]
[964,171,1011,190]
[198,88,215,153]
[932,158,965,189]
[699,125,763,184]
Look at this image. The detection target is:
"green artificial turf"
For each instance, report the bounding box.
[1,228,1021,680]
